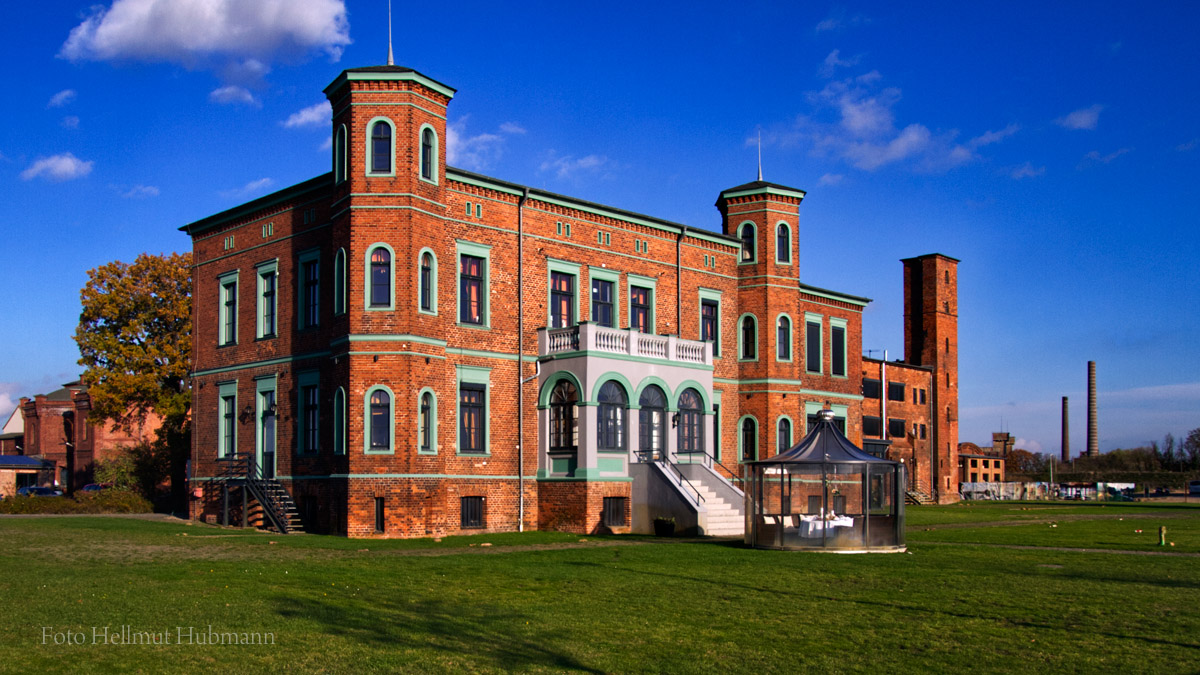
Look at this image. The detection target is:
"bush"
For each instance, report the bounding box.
[0,490,153,515]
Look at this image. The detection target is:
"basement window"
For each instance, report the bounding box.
[603,497,628,528]
[461,496,485,529]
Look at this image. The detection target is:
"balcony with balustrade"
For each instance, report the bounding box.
[538,323,713,368]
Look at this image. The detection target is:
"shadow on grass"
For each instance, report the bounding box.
[561,558,1200,652]
[273,594,603,672]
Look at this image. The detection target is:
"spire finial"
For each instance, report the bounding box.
[387,0,394,66]
[757,129,763,181]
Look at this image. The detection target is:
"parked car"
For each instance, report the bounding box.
[80,483,113,492]
[17,486,63,497]
[1154,486,1170,495]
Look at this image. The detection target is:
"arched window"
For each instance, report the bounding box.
[776,223,791,263]
[368,388,392,453]
[419,391,435,453]
[638,385,666,461]
[549,380,578,452]
[370,121,392,174]
[597,381,627,451]
[741,417,758,461]
[740,223,756,262]
[333,248,347,316]
[741,315,757,360]
[777,315,792,361]
[333,125,347,183]
[333,387,346,455]
[420,127,435,181]
[420,251,434,312]
[677,389,703,456]
[370,247,391,308]
[778,417,792,453]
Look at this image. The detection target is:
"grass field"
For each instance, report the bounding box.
[1,502,1198,673]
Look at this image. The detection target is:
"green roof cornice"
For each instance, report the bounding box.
[179,173,331,236]
[323,67,457,100]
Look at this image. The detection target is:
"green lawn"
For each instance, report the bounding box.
[1,504,1198,673]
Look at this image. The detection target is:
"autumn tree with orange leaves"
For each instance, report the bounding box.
[75,252,191,507]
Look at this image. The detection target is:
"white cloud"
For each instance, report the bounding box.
[539,152,609,180]
[788,69,1010,173]
[969,124,1019,148]
[59,0,350,63]
[818,173,843,186]
[1010,162,1045,179]
[282,101,331,129]
[1055,104,1104,130]
[61,116,80,129]
[820,49,860,77]
[1176,138,1198,152]
[1013,438,1044,453]
[121,184,160,198]
[814,11,867,32]
[319,136,332,151]
[47,89,76,108]
[220,177,274,199]
[1078,147,1131,168]
[20,153,94,181]
[209,85,258,106]
[446,117,527,171]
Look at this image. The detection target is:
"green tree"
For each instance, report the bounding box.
[75,252,191,509]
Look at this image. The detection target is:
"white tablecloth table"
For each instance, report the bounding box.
[798,516,854,537]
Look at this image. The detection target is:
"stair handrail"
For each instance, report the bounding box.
[657,454,705,504]
[705,452,745,486]
[214,455,293,533]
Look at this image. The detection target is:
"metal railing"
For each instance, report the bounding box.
[215,455,294,533]
[657,454,705,504]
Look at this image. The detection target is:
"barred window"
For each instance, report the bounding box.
[461,496,484,529]
[602,497,628,527]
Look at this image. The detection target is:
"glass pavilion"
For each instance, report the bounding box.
[744,409,906,552]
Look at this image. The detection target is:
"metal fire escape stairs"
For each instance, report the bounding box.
[216,456,304,533]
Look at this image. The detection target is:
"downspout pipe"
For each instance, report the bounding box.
[676,227,684,335]
[517,187,529,531]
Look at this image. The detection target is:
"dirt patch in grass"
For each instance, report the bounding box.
[918,512,1195,530]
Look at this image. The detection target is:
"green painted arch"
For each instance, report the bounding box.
[775,220,792,264]
[673,380,712,412]
[738,312,759,362]
[737,414,760,462]
[775,312,794,362]
[776,414,796,453]
[737,220,757,263]
[589,371,635,404]
[537,370,584,409]
[416,386,438,455]
[633,375,672,405]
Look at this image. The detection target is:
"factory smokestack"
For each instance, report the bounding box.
[1061,396,1069,462]
[1087,361,1098,458]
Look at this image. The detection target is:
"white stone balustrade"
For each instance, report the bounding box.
[539,322,712,366]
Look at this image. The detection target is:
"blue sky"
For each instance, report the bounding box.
[1,1,1196,454]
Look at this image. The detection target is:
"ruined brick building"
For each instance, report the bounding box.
[183,63,960,537]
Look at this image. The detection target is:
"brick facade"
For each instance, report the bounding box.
[184,63,962,537]
[14,382,160,492]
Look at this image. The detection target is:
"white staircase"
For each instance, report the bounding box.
[694,483,744,537]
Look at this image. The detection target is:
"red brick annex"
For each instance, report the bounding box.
[183,62,961,538]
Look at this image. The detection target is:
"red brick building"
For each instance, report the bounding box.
[9,381,160,493]
[183,63,961,537]
[860,254,961,503]
[959,432,1012,483]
